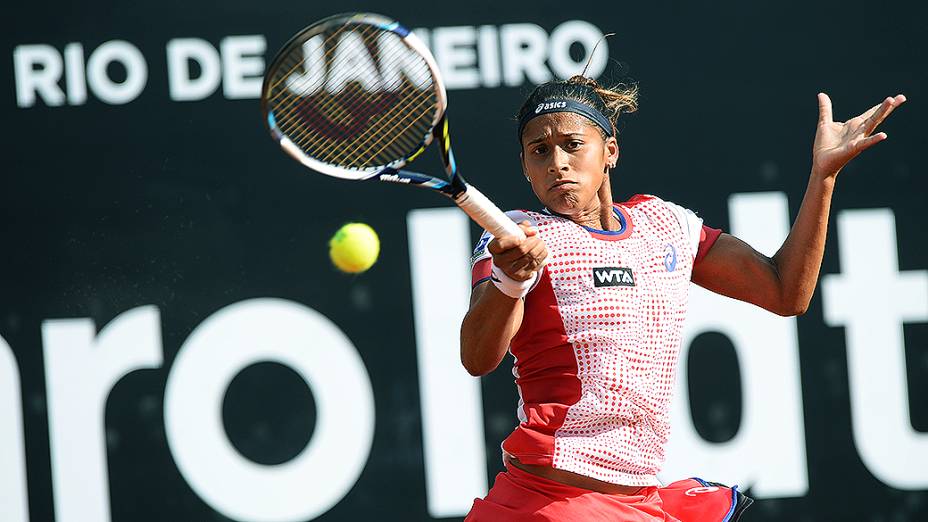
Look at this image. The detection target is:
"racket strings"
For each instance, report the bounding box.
[324,87,434,168]
[266,23,438,170]
[283,36,434,160]
[264,21,373,103]
[321,84,435,168]
[276,54,408,156]
[268,24,383,134]
[273,67,383,153]
[314,66,433,164]
[301,89,429,167]
[275,57,433,168]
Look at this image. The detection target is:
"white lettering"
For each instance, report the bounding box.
[63,43,86,105]
[500,24,552,86]
[86,40,148,104]
[286,36,326,97]
[378,31,432,91]
[0,334,29,522]
[11,20,616,107]
[164,298,375,522]
[379,173,411,183]
[477,25,501,88]
[536,101,568,113]
[13,44,65,108]
[548,20,607,79]
[822,209,928,489]
[408,209,489,517]
[221,35,265,100]
[433,26,479,90]
[167,38,222,101]
[42,306,163,522]
[327,32,382,93]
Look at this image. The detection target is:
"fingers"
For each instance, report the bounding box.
[493,236,547,269]
[812,92,903,176]
[488,221,536,253]
[857,98,892,134]
[818,92,833,124]
[505,245,547,280]
[863,94,906,136]
[509,240,548,273]
[486,220,548,280]
[488,226,548,281]
[852,131,888,153]
[518,221,538,237]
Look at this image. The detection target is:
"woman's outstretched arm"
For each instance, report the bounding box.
[693,93,906,315]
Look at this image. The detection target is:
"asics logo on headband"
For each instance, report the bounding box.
[519,99,614,139]
[535,101,568,113]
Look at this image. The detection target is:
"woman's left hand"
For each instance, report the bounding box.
[812,92,906,179]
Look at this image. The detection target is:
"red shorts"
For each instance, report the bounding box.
[465,465,751,522]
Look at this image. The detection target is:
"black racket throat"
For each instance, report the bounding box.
[373,115,467,197]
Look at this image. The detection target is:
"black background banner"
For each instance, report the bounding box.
[2,0,926,520]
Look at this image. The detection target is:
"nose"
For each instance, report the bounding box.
[547,145,570,175]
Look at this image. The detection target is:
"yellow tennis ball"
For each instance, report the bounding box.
[329,223,380,273]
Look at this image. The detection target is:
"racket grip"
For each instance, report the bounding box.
[454,184,526,239]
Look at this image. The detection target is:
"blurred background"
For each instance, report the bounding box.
[1,0,926,520]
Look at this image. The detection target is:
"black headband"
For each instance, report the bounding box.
[518,99,614,140]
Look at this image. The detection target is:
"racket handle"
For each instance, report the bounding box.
[454,184,526,239]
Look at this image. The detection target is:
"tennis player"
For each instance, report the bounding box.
[461,75,905,521]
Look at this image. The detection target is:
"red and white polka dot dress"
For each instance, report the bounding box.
[471,194,721,487]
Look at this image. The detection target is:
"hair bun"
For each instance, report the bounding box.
[567,75,601,89]
[568,74,639,118]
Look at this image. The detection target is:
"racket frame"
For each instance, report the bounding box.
[262,13,524,239]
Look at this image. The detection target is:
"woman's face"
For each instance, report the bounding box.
[520,112,618,218]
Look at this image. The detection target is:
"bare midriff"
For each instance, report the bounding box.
[506,455,647,495]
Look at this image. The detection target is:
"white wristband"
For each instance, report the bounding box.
[490,263,535,299]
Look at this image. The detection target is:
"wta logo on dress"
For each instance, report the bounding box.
[592,267,635,287]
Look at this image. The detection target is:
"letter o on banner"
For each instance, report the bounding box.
[548,21,607,80]
[86,40,148,104]
[164,298,375,522]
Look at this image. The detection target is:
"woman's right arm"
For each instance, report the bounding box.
[460,283,525,376]
[460,221,547,376]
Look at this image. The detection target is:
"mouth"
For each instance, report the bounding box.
[548,180,577,192]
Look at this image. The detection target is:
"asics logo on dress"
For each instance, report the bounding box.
[684,486,720,496]
[535,101,567,113]
[592,267,635,287]
[664,243,677,272]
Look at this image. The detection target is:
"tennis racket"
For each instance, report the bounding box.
[261,12,524,240]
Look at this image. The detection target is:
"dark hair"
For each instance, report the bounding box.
[516,75,638,141]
